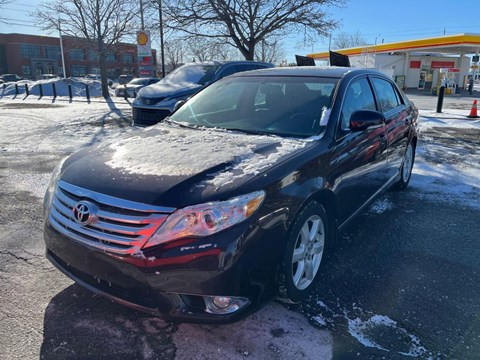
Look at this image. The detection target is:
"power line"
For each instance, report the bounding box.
[1,17,34,24]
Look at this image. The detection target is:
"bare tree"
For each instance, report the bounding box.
[163,40,185,71]
[255,39,284,64]
[0,0,12,7]
[34,0,139,97]
[164,0,343,61]
[333,30,367,49]
[183,38,239,62]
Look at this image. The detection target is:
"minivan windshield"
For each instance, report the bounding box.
[168,76,338,138]
[162,64,220,85]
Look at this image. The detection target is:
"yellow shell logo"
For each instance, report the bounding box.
[137,32,149,46]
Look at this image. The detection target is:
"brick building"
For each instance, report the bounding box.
[0,33,156,79]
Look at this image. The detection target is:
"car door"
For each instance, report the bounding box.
[370,77,410,182]
[331,76,388,225]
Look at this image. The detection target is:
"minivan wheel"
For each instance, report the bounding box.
[394,142,415,190]
[278,201,329,303]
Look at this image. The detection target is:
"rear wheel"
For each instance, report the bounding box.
[278,201,329,303]
[394,142,415,190]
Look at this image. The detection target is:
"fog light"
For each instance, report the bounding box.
[213,296,230,309]
[203,295,249,315]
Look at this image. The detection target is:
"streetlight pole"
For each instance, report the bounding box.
[58,19,67,79]
[158,0,165,78]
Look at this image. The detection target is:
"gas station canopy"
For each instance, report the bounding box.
[307,33,480,59]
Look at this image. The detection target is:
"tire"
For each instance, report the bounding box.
[393,142,415,190]
[278,201,329,303]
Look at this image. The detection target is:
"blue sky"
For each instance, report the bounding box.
[1,0,480,62]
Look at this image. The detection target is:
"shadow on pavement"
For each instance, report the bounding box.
[40,284,176,359]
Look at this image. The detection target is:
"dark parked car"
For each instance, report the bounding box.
[0,74,23,84]
[115,77,160,98]
[43,67,418,323]
[132,60,273,126]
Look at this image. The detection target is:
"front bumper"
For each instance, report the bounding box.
[44,215,285,323]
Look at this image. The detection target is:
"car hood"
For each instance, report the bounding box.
[60,124,311,208]
[138,80,202,100]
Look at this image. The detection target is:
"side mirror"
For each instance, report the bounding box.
[173,100,186,111]
[350,110,385,132]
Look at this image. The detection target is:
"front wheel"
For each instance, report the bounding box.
[393,142,415,190]
[278,201,329,303]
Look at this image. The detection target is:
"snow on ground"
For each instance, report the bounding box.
[368,110,480,213]
[412,113,480,210]
[308,299,432,358]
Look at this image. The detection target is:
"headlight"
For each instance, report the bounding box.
[43,157,67,220]
[143,191,265,248]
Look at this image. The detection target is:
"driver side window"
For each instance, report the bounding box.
[340,78,376,131]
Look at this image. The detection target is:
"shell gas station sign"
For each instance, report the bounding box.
[137,31,154,77]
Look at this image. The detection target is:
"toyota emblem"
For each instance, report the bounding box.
[73,201,96,226]
[145,99,151,105]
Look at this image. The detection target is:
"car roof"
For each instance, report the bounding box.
[180,60,273,67]
[229,66,383,79]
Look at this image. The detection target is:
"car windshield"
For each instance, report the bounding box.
[162,64,220,85]
[129,78,148,85]
[168,76,338,138]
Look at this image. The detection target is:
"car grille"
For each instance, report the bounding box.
[48,180,175,255]
[132,107,171,126]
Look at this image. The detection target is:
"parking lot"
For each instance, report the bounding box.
[1,90,479,359]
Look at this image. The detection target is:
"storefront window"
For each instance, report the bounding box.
[69,49,84,61]
[20,44,40,58]
[45,46,61,59]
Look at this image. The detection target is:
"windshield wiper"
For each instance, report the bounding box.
[163,117,198,129]
[227,127,273,136]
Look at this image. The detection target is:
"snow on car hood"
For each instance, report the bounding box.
[60,124,314,207]
[138,80,201,99]
[106,124,308,187]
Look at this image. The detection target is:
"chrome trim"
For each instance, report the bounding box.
[57,180,175,213]
[48,180,175,254]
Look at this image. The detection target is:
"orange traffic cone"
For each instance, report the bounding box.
[467,100,479,118]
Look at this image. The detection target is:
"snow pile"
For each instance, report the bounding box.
[0,78,108,98]
[106,124,308,185]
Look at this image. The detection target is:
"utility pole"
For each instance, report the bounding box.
[58,19,67,79]
[139,0,144,30]
[158,0,165,77]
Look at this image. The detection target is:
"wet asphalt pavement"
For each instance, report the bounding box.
[1,93,479,359]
